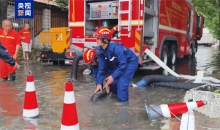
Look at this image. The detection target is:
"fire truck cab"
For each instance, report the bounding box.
[65,0,204,69]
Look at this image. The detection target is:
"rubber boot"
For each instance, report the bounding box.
[9,73,16,81]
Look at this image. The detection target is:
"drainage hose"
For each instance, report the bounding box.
[70,53,83,82]
[133,75,178,87]
[152,82,205,90]
[91,89,108,102]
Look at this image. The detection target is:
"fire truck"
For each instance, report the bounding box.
[65,0,204,70]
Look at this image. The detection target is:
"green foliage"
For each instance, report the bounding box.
[18,48,42,61]
[52,0,68,9]
[192,0,220,39]
[214,89,220,94]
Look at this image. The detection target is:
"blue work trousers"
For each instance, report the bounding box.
[109,60,138,102]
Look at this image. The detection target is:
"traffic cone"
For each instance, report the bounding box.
[60,78,79,130]
[23,71,39,119]
[145,100,206,121]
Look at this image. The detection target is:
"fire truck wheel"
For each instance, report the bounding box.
[161,44,169,65]
[169,45,177,65]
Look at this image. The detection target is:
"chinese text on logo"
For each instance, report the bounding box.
[15,0,34,19]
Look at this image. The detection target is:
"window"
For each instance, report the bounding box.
[186,9,191,34]
[145,0,151,9]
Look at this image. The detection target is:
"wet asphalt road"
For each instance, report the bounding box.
[0,45,220,130]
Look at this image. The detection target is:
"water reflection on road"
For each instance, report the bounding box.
[0,46,219,129]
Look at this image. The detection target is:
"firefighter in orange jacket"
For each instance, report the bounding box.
[0,20,20,81]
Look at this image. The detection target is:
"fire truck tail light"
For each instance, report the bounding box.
[42,54,48,58]
[65,52,76,57]
[71,52,76,56]
[65,52,70,56]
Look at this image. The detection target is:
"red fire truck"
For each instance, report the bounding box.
[65,0,204,70]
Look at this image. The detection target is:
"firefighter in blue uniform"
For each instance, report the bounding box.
[83,47,116,87]
[92,27,139,102]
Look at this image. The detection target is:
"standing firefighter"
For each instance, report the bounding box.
[93,27,138,102]
[19,23,32,61]
[0,20,20,81]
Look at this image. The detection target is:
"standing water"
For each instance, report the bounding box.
[0,46,220,129]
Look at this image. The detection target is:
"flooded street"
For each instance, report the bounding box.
[0,45,220,130]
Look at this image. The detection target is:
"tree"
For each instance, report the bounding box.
[192,0,220,39]
[52,0,68,9]
[0,0,8,25]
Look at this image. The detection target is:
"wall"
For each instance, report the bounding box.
[6,1,68,49]
[33,2,68,48]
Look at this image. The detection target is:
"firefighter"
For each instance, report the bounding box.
[83,48,116,86]
[0,42,20,69]
[0,20,21,81]
[83,48,100,81]
[93,27,139,102]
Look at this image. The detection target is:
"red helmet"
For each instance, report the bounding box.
[95,27,112,39]
[83,49,98,64]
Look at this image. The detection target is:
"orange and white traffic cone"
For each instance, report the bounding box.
[145,100,206,121]
[61,78,79,130]
[23,71,39,119]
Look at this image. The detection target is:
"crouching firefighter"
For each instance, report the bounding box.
[0,42,20,81]
[83,47,116,86]
[93,27,139,102]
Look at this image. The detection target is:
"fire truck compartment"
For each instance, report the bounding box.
[85,0,156,39]
[85,1,119,38]
[143,0,155,38]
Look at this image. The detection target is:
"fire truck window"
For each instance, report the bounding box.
[145,0,151,9]
[186,9,191,35]
[198,16,202,28]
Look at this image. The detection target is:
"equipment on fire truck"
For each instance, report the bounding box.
[40,27,72,65]
[67,0,205,80]
[102,20,110,27]
[88,1,118,20]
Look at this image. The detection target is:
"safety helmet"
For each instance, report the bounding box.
[83,49,98,64]
[95,27,112,40]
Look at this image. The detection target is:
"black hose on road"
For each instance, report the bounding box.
[70,53,83,82]
[91,89,108,102]
[143,75,178,85]
[133,75,178,87]
[151,82,205,90]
